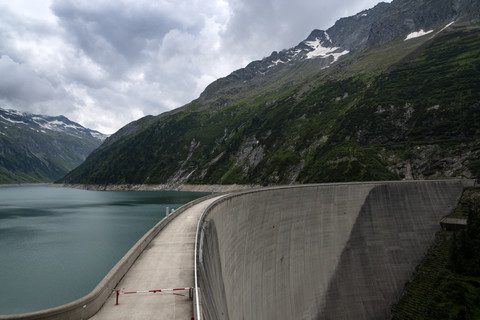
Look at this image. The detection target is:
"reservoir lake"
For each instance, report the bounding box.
[0,186,208,315]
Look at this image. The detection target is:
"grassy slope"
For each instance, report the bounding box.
[59,24,480,185]
[300,25,480,182]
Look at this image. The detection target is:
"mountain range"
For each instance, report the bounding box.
[0,108,107,183]
[59,0,480,187]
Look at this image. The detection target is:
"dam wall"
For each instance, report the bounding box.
[196,180,468,320]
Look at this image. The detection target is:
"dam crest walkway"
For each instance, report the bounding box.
[90,195,223,320]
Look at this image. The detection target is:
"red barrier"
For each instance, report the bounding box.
[114,287,193,305]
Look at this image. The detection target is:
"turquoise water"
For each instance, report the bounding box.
[0,186,207,315]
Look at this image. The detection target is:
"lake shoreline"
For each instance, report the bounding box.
[53,183,262,193]
[0,183,52,188]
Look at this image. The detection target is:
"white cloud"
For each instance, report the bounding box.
[0,0,388,134]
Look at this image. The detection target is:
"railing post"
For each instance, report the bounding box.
[115,290,120,306]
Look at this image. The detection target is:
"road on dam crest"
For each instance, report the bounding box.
[90,195,224,320]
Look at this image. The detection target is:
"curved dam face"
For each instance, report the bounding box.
[197,181,467,320]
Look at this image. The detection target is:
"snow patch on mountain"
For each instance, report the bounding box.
[34,118,84,132]
[405,29,434,40]
[438,21,456,33]
[405,21,456,41]
[90,131,107,141]
[6,109,24,117]
[0,114,27,125]
[324,31,332,42]
[0,107,108,141]
[305,39,349,61]
[258,29,353,72]
[268,59,285,68]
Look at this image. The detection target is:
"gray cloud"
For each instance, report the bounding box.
[51,1,191,75]
[222,0,391,60]
[0,55,68,111]
[0,0,388,134]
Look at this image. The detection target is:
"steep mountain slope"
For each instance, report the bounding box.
[0,108,107,183]
[59,0,480,187]
[197,0,479,105]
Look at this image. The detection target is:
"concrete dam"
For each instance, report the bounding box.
[195,180,467,319]
[0,180,469,319]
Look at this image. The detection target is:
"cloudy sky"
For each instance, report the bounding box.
[0,0,388,134]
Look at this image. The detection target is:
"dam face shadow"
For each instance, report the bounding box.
[197,181,466,320]
[320,182,463,319]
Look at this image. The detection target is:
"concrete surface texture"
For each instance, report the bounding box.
[90,195,223,320]
[197,180,467,320]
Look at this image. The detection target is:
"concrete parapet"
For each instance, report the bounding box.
[0,194,218,320]
[195,180,466,320]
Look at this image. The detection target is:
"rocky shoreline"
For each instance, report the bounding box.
[0,183,52,188]
[53,183,262,193]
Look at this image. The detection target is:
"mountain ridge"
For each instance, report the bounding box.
[196,0,480,109]
[59,0,480,187]
[0,107,107,183]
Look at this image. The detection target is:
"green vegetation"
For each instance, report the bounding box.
[299,142,398,182]
[469,160,480,182]
[59,24,480,186]
[391,188,480,320]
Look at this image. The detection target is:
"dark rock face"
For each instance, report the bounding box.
[327,2,390,50]
[366,0,480,46]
